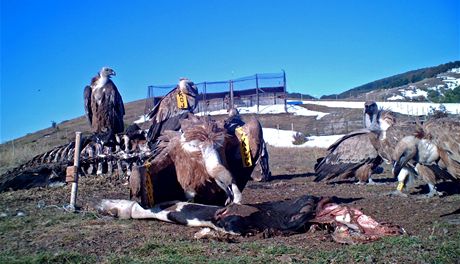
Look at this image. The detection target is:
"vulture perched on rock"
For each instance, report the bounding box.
[146,78,198,147]
[84,67,125,134]
[392,117,460,197]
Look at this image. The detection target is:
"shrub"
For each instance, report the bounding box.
[292,132,309,145]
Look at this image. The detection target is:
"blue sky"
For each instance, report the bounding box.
[1,0,459,142]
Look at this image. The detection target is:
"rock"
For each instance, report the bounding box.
[16,211,26,217]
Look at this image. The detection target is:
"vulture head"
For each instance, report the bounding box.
[364,101,379,129]
[392,136,418,177]
[100,67,116,78]
[392,135,439,178]
[364,101,378,116]
[228,108,240,118]
[179,78,198,97]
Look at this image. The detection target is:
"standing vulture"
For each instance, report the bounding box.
[314,103,395,184]
[146,78,198,146]
[84,67,125,134]
[223,108,271,182]
[392,117,460,197]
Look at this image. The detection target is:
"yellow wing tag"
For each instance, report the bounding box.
[144,162,155,207]
[176,91,188,109]
[396,182,405,191]
[235,126,252,167]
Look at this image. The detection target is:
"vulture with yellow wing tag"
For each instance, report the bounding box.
[146,78,198,146]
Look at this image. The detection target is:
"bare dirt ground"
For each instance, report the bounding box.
[1,146,459,263]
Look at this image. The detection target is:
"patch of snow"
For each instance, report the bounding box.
[443,77,460,89]
[450,67,460,74]
[401,89,428,98]
[262,128,342,148]
[299,101,460,116]
[134,115,150,124]
[198,104,329,120]
[387,95,405,101]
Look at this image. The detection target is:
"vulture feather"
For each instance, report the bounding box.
[314,129,382,183]
[131,114,265,206]
[222,108,271,181]
[314,103,395,184]
[146,78,198,146]
[84,67,125,134]
[392,117,460,197]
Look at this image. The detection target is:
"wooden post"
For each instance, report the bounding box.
[203,82,207,114]
[11,140,15,159]
[230,80,234,109]
[67,132,82,211]
[282,70,287,113]
[255,74,259,113]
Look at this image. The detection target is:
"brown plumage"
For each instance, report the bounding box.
[134,114,265,206]
[314,108,397,184]
[84,67,125,134]
[314,129,382,183]
[146,78,198,145]
[222,108,271,181]
[392,117,460,196]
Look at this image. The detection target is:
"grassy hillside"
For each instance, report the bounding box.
[321,61,460,100]
[0,102,364,174]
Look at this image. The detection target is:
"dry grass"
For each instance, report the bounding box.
[0,101,341,175]
[268,146,326,176]
[0,146,459,264]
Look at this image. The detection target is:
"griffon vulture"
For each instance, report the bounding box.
[84,67,125,134]
[129,114,266,207]
[146,78,198,146]
[392,117,460,197]
[314,103,395,184]
[223,108,271,182]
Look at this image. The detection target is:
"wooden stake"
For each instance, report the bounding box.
[69,132,82,211]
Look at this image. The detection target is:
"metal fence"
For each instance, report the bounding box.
[303,120,364,136]
[145,72,287,115]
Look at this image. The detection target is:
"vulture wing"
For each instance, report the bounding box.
[83,85,92,127]
[424,118,460,178]
[104,80,125,134]
[315,129,380,182]
[377,121,418,163]
[147,86,196,143]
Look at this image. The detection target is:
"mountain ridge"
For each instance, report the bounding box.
[320,61,460,102]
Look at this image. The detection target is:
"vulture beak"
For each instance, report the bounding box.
[364,106,371,115]
[392,150,412,178]
[111,70,117,77]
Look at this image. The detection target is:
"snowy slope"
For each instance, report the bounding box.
[385,67,460,102]
[263,128,342,148]
[196,104,329,119]
[135,104,329,123]
[298,100,460,116]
